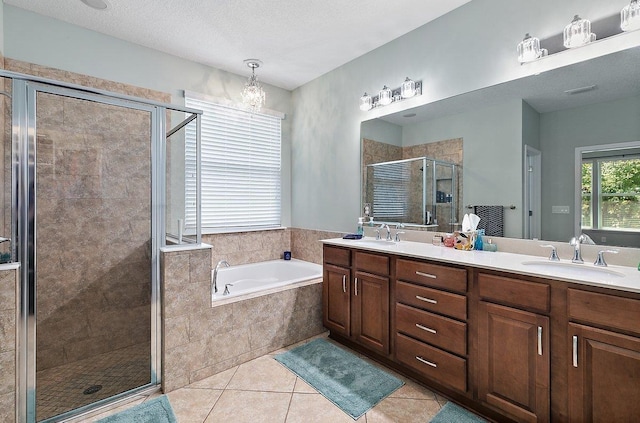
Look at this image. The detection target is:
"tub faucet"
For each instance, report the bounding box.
[569,234,587,264]
[223,283,234,295]
[213,260,230,294]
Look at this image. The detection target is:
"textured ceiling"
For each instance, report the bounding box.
[4,0,471,90]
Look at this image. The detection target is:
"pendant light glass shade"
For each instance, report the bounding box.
[378,86,393,106]
[621,0,640,32]
[401,77,416,98]
[563,15,596,48]
[359,93,373,111]
[517,33,547,63]
[241,60,266,112]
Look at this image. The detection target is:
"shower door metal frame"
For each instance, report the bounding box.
[13,77,164,423]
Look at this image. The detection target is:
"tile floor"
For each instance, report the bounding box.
[81,335,452,423]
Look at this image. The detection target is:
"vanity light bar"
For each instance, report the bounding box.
[360,79,422,111]
[518,2,640,64]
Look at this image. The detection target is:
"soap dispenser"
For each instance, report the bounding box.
[357,217,364,236]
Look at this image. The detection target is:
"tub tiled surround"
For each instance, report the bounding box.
[161,245,324,393]
[204,228,344,268]
[0,266,19,423]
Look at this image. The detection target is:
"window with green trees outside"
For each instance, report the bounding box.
[581,156,640,231]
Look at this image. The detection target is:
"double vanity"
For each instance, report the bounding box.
[321,237,640,422]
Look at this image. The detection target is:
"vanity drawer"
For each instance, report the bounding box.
[355,251,389,276]
[395,281,467,321]
[568,288,640,336]
[396,303,467,356]
[396,259,467,293]
[478,273,550,313]
[396,333,467,392]
[323,245,351,267]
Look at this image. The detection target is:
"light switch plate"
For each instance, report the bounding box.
[552,206,570,214]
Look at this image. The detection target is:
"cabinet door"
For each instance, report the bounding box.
[352,271,389,355]
[323,264,351,337]
[568,323,640,422]
[478,302,549,423]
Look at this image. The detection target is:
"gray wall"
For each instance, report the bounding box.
[539,93,640,244]
[290,0,625,232]
[3,5,294,227]
[361,119,402,147]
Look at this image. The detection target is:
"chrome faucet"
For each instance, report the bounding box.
[213,260,230,294]
[376,224,390,240]
[569,235,587,264]
[223,283,234,295]
[540,244,560,261]
[394,223,405,242]
[594,249,618,267]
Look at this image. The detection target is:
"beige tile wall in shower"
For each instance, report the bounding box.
[4,59,171,371]
[0,267,18,423]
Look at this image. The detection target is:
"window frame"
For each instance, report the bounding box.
[184,92,284,234]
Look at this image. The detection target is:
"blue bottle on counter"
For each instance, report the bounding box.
[357,217,364,236]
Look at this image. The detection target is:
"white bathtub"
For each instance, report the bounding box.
[212,259,323,302]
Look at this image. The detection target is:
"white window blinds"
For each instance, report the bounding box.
[372,161,410,221]
[185,96,282,232]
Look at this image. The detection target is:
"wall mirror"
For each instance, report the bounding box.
[361,45,640,247]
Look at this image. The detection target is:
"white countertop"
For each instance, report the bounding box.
[322,237,640,294]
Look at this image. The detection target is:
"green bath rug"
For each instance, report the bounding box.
[430,401,488,423]
[274,338,404,419]
[96,395,177,423]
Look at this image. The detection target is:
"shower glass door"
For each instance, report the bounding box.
[16,81,160,422]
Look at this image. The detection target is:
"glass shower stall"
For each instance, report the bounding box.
[365,156,458,232]
[3,70,202,422]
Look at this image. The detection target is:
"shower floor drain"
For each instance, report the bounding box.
[83,385,103,395]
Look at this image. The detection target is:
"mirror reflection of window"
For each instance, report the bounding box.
[581,149,640,232]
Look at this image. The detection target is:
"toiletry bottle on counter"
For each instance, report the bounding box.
[357,217,364,236]
[483,238,497,252]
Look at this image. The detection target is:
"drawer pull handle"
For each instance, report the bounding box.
[416,356,437,368]
[572,335,578,368]
[342,275,346,293]
[416,271,437,279]
[416,323,437,334]
[537,326,543,356]
[415,295,438,304]
[354,278,358,296]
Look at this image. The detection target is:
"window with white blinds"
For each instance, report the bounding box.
[371,161,410,221]
[185,96,282,232]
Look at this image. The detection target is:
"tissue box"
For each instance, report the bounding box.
[453,231,477,251]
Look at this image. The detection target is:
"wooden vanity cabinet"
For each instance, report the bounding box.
[567,289,640,421]
[322,245,390,355]
[394,258,469,393]
[477,273,550,423]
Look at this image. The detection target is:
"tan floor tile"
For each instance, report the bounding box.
[366,397,441,423]
[227,355,296,392]
[285,393,363,422]
[293,377,317,393]
[188,366,238,390]
[389,379,436,400]
[205,390,291,423]
[166,388,222,423]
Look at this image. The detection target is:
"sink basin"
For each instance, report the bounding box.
[353,239,398,248]
[521,260,624,278]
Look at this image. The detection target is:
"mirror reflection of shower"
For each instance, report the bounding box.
[365,156,458,232]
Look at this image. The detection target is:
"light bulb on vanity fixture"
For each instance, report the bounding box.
[378,86,393,106]
[401,77,416,98]
[621,0,640,32]
[517,33,547,63]
[359,93,373,111]
[563,15,596,48]
[241,59,266,113]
